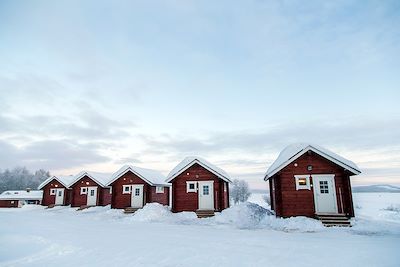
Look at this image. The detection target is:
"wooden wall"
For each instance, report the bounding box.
[0,200,20,208]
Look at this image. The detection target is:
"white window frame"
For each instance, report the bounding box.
[294,175,311,190]
[186,181,197,193]
[80,187,88,195]
[156,186,164,193]
[122,185,132,194]
[50,188,56,195]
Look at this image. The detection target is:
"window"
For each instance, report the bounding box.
[90,189,95,196]
[50,189,56,195]
[156,186,164,193]
[203,185,209,195]
[294,175,311,190]
[58,191,62,197]
[135,188,140,196]
[123,185,131,194]
[186,181,197,193]
[80,187,87,195]
[319,181,329,194]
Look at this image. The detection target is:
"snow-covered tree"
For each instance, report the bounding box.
[230,179,251,204]
[262,194,271,206]
[0,167,50,193]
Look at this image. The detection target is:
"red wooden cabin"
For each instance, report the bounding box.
[69,171,112,208]
[107,165,170,209]
[166,157,231,215]
[38,175,75,206]
[265,143,361,220]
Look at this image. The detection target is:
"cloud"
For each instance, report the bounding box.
[139,117,400,156]
[0,139,110,171]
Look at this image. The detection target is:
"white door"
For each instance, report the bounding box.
[198,181,214,210]
[55,188,64,205]
[87,186,98,206]
[313,175,338,214]
[131,185,144,208]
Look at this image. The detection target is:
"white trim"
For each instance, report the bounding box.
[156,186,164,193]
[265,146,361,180]
[186,181,197,193]
[294,175,311,190]
[70,172,109,188]
[50,188,56,195]
[166,159,231,183]
[312,174,338,214]
[107,166,169,187]
[122,185,132,194]
[109,186,112,194]
[39,176,72,190]
[80,187,88,195]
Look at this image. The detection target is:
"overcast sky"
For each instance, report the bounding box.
[0,0,399,189]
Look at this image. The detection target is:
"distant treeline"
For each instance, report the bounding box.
[0,167,50,193]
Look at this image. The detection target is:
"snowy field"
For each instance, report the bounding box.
[0,193,399,267]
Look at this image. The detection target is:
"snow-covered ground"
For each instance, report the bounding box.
[0,193,399,267]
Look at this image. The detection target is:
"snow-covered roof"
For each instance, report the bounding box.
[38,175,76,189]
[70,171,112,187]
[107,165,170,186]
[264,143,361,180]
[166,156,232,183]
[0,190,43,200]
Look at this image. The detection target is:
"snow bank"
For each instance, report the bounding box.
[262,216,325,232]
[128,203,198,224]
[214,202,272,229]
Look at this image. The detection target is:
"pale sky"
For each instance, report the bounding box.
[0,0,399,189]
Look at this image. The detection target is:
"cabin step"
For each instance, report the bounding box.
[77,205,90,211]
[124,207,139,214]
[316,214,351,227]
[196,210,215,218]
[46,204,55,209]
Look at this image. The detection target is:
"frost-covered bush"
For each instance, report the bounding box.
[215,202,272,229]
[383,204,400,213]
[230,179,251,204]
[262,194,271,205]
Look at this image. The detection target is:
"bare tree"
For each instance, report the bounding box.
[230,179,251,204]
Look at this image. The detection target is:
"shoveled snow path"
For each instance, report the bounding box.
[0,206,399,267]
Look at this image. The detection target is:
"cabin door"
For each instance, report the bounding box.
[87,186,98,206]
[55,188,64,205]
[198,181,214,210]
[131,185,144,208]
[313,175,338,214]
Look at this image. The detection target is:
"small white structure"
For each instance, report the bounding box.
[0,189,43,208]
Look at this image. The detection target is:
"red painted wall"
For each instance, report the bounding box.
[0,200,20,208]
[171,163,229,212]
[110,171,169,209]
[269,151,355,218]
[41,179,71,206]
[70,176,111,207]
